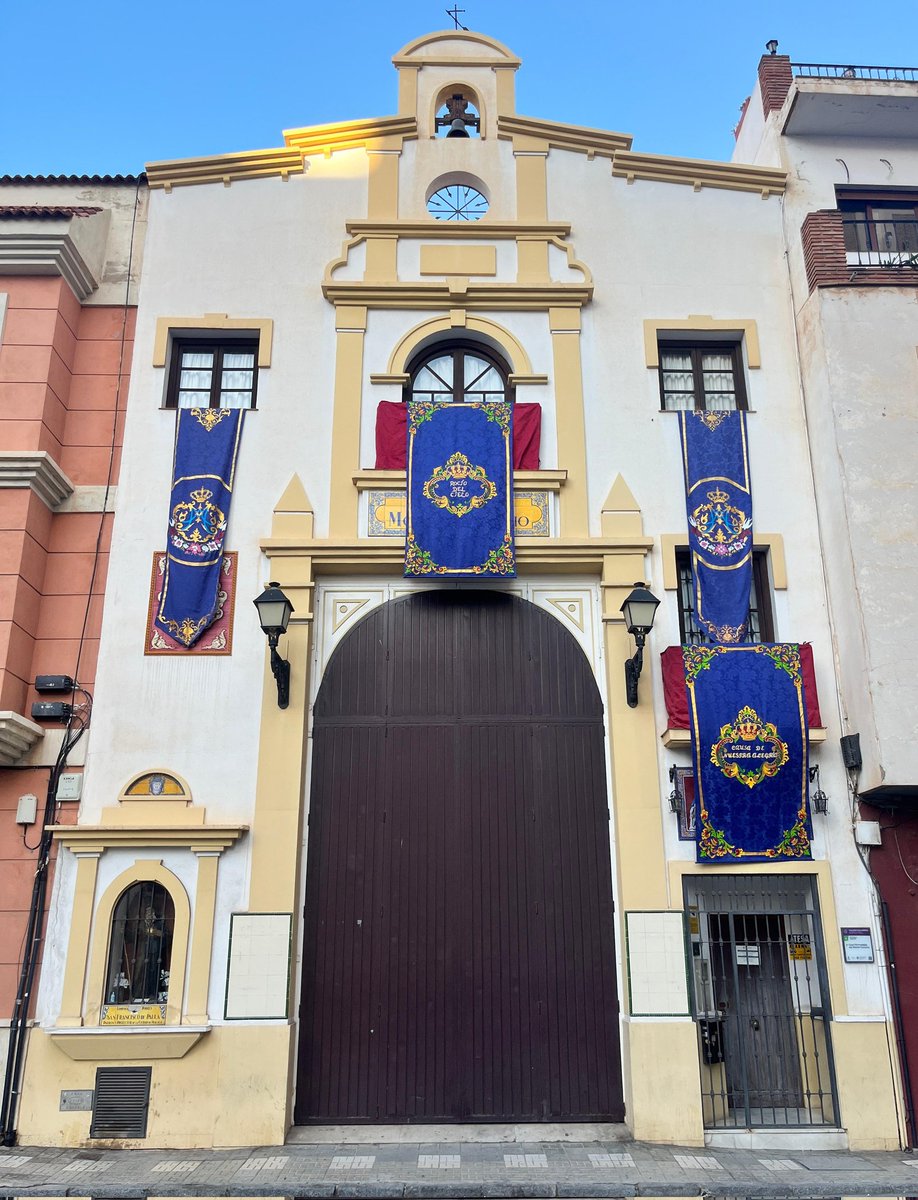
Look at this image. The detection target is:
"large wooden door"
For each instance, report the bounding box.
[295,590,623,1123]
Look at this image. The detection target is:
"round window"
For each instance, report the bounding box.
[427,184,489,222]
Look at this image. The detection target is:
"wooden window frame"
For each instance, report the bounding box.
[165,338,259,410]
[837,189,918,253]
[657,341,747,413]
[676,548,774,644]
[404,340,514,405]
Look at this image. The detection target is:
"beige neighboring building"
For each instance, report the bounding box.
[10,33,908,1151]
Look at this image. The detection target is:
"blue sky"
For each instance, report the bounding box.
[3,0,916,176]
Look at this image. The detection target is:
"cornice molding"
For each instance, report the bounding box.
[146,147,305,191]
[0,230,98,299]
[50,825,247,854]
[498,114,633,157]
[48,1026,209,1061]
[353,469,568,491]
[261,536,653,574]
[0,451,74,508]
[0,711,44,767]
[323,280,593,310]
[345,219,572,239]
[611,150,787,196]
[283,115,417,154]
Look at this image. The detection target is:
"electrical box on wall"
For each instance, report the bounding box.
[855,820,882,846]
[16,794,38,826]
[56,773,83,801]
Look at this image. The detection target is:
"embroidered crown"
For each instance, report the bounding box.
[735,705,762,739]
[190,486,215,503]
[706,486,730,504]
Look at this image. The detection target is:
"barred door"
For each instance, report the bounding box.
[686,874,839,1128]
[295,590,624,1123]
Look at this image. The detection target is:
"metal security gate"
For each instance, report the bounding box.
[295,589,624,1124]
[685,874,839,1128]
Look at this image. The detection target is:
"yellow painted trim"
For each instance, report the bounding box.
[282,115,417,154]
[324,281,592,309]
[50,825,246,852]
[185,853,219,1023]
[328,323,366,538]
[366,149,401,222]
[345,220,572,239]
[612,150,786,196]
[662,725,827,748]
[386,314,534,375]
[660,532,785,589]
[84,861,191,1028]
[48,1027,208,1061]
[153,316,274,368]
[420,245,497,275]
[499,114,632,157]
[643,317,761,369]
[514,148,548,223]
[146,147,305,191]
[260,537,652,575]
[353,469,568,491]
[57,852,101,1026]
[393,30,521,65]
[668,859,849,1015]
[549,312,588,535]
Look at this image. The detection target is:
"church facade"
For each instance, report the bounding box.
[6,33,913,1150]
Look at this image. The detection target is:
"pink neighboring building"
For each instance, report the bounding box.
[0,178,147,1085]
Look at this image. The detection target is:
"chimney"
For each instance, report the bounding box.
[759,52,793,116]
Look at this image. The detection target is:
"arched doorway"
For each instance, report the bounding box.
[295,590,623,1123]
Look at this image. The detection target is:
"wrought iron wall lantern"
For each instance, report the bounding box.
[253,582,294,709]
[668,765,681,813]
[809,764,829,814]
[621,582,661,708]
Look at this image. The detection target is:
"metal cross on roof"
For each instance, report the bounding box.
[446,5,468,29]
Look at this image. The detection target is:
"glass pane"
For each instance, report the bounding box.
[179,368,213,389]
[220,369,253,390]
[419,357,453,388]
[483,392,507,404]
[219,391,252,409]
[104,882,175,1008]
[661,351,695,411]
[222,351,254,369]
[661,349,692,372]
[702,353,737,411]
[177,391,205,409]
[180,351,214,369]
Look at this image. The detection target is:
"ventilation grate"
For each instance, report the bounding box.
[89,1066,152,1138]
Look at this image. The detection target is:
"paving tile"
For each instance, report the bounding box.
[758,1156,803,1171]
[150,1159,200,1173]
[418,1153,461,1168]
[0,1154,32,1168]
[588,1151,635,1167]
[673,1152,723,1169]
[503,1152,548,1167]
[61,1159,112,1174]
[801,1152,873,1170]
[239,1154,289,1170]
[329,1153,377,1169]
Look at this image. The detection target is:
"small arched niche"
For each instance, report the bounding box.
[432,85,482,138]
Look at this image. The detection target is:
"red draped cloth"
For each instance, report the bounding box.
[660,642,823,729]
[375,401,541,470]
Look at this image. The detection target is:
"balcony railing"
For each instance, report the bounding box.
[842,217,918,269]
[792,62,918,82]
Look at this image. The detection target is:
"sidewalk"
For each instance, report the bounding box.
[2,1137,918,1198]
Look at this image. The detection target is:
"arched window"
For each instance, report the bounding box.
[104,882,174,1009]
[406,342,512,405]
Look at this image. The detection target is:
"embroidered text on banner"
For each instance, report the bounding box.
[155,407,244,647]
[405,402,514,577]
[679,410,753,642]
[684,643,812,864]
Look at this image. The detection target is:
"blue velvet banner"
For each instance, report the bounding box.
[405,402,514,577]
[684,644,812,864]
[679,410,753,642]
[155,407,244,647]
